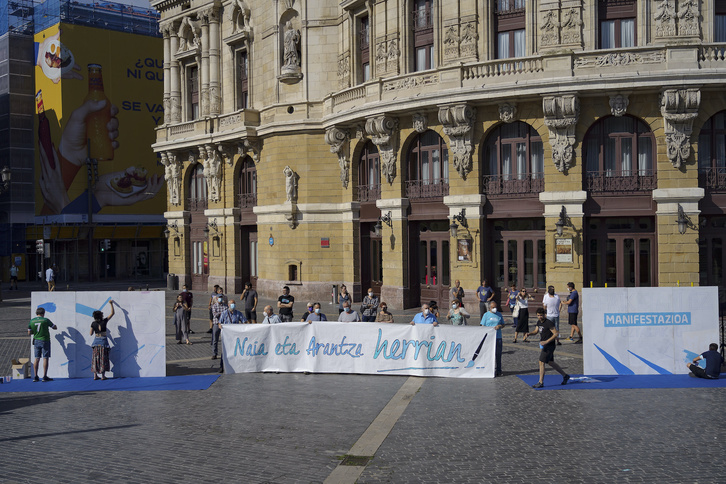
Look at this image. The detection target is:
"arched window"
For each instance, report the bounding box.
[406,130,448,199]
[358,141,380,202]
[698,111,726,190]
[584,115,655,192]
[483,121,543,195]
[238,156,257,207]
[188,163,207,210]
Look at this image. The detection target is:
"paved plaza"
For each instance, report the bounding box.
[0,282,724,483]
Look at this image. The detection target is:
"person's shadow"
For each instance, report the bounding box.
[108,304,141,377]
[56,327,92,378]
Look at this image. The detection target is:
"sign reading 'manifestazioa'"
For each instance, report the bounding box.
[604,312,691,327]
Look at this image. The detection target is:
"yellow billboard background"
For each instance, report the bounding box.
[34,22,165,218]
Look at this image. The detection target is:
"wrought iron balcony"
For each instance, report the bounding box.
[187,197,208,211]
[237,192,257,208]
[699,167,726,191]
[405,179,449,200]
[481,174,544,196]
[357,184,381,203]
[585,170,656,193]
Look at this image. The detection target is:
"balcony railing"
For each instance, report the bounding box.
[699,167,726,191]
[585,170,656,193]
[187,197,208,211]
[237,192,257,208]
[357,184,381,203]
[482,174,544,196]
[405,179,449,200]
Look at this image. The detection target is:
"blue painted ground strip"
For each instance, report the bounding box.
[518,373,726,390]
[0,374,220,393]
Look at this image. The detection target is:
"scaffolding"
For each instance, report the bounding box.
[0,0,36,35]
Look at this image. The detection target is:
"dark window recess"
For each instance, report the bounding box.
[495,0,525,59]
[358,141,380,202]
[413,0,433,71]
[483,121,544,196]
[238,156,256,207]
[359,15,370,82]
[599,0,636,48]
[407,130,449,200]
[188,65,199,120]
[237,50,248,110]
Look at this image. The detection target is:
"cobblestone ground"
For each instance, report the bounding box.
[1,283,724,483]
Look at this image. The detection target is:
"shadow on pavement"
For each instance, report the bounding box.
[0,392,88,415]
[166,363,219,377]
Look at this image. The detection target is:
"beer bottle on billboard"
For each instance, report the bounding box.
[36,89,55,169]
[85,64,114,160]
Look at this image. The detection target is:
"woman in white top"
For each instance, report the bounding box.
[513,288,533,343]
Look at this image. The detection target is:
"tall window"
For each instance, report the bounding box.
[187,65,199,121]
[358,141,380,202]
[413,0,433,71]
[495,0,525,59]
[238,156,257,208]
[407,130,448,199]
[599,0,636,49]
[584,116,655,192]
[359,15,371,82]
[483,122,544,195]
[698,111,726,190]
[717,0,726,42]
[237,50,249,110]
[188,163,207,210]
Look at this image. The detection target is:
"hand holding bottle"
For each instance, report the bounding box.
[59,99,119,167]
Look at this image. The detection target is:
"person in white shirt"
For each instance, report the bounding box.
[542,285,562,345]
[45,266,55,292]
[337,301,361,322]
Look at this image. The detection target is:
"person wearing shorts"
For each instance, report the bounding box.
[240,282,258,323]
[28,307,58,382]
[527,307,569,388]
[564,282,582,343]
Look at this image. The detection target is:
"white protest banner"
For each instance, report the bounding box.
[220,322,496,378]
[30,291,166,378]
[582,287,719,375]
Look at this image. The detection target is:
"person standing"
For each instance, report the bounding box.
[361,288,379,322]
[513,288,532,343]
[173,294,191,345]
[447,299,470,326]
[305,302,328,322]
[28,307,58,382]
[217,302,247,373]
[90,301,115,380]
[9,263,18,290]
[563,282,582,343]
[240,282,258,323]
[542,285,562,345]
[338,284,351,314]
[410,304,438,325]
[210,295,225,360]
[45,265,55,292]
[476,280,494,318]
[207,284,220,334]
[480,300,504,377]
[450,280,465,306]
[277,286,295,322]
[301,302,315,322]
[686,343,723,379]
[528,307,570,388]
[376,303,394,323]
[337,301,361,322]
[261,305,282,324]
[179,284,194,334]
[507,283,518,328]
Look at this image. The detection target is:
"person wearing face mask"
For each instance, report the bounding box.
[301,302,315,322]
[376,302,394,323]
[217,301,247,373]
[261,305,282,324]
[337,301,361,322]
[447,298,470,326]
[338,284,351,314]
[179,284,194,334]
[480,300,504,376]
[305,302,328,322]
[410,303,438,326]
[361,288,379,322]
[210,295,226,360]
[542,285,562,345]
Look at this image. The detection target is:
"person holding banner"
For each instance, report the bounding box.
[447,299,470,326]
[376,303,394,323]
[410,303,438,325]
[306,303,328,322]
[218,302,247,373]
[480,300,504,376]
[262,305,282,324]
[338,301,361,322]
[528,307,570,388]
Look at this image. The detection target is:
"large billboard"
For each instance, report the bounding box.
[33,22,165,221]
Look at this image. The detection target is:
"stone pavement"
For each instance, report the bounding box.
[0,282,724,483]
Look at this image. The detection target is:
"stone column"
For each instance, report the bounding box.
[443,194,486,304]
[377,198,410,310]
[206,6,221,116]
[200,12,210,117]
[169,24,181,123]
[539,190,587,291]
[160,23,172,124]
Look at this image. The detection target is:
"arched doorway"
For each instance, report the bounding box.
[358,141,382,296]
[238,155,258,289]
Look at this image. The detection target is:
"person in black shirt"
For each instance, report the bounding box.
[277,286,295,322]
[527,307,569,388]
[687,343,724,379]
[90,301,115,380]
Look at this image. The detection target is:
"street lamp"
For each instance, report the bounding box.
[676,204,694,235]
[555,206,570,236]
[164,220,180,239]
[203,218,219,236]
[374,211,392,237]
[449,209,468,238]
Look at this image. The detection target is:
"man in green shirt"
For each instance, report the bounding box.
[27,307,58,382]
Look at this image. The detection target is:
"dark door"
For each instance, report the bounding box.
[418,229,450,307]
[361,223,383,296]
[239,226,258,288]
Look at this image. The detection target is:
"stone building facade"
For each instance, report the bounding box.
[151,0,726,308]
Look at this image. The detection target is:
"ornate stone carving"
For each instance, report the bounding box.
[543,94,579,173]
[177,17,201,53]
[365,115,399,184]
[678,0,700,36]
[159,22,173,38]
[283,165,298,202]
[660,88,700,168]
[170,96,181,123]
[539,10,559,46]
[338,53,350,89]
[202,144,222,202]
[201,87,209,117]
[162,152,182,206]
[459,22,478,57]
[655,0,677,37]
[200,5,220,23]
[561,7,582,45]
[574,51,666,68]
[382,73,438,92]
[217,144,235,167]
[443,24,459,58]
[238,138,261,163]
[498,102,517,123]
[209,85,220,115]
[325,127,350,188]
[412,112,428,133]
[387,39,399,61]
[282,21,301,72]
[439,104,476,180]
[609,94,629,117]
[228,0,251,34]
[163,97,171,125]
[375,40,387,72]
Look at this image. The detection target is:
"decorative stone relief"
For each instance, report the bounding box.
[387,39,399,63]
[325,127,350,189]
[443,24,459,59]
[374,37,399,76]
[202,144,222,202]
[660,88,700,168]
[655,0,677,37]
[382,73,438,92]
[238,138,261,163]
[201,5,220,24]
[539,10,559,46]
[498,102,517,123]
[170,96,181,124]
[574,51,666,68]
[678,0,700,36]
[217,144,235,167]
[561,7,582,45]
[438,104,476,180]
[209,85,220,115]
[228,0,251,34]
[459,22,478,58]
[543,94,579,173]
[609,94,629,117]
[177,16,201,53]
[412,112,428,133]
[279,21,302,83]
[161,152,182,206]
[375,40,387,73]
[283,165,298,202]
[338,53,350,89]
[365,115,399,184]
